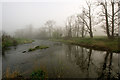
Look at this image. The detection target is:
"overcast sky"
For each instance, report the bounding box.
[2,1,85,33]
[0,0,106,35]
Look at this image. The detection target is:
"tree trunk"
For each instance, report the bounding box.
[90,30,93,38]
[68,25,72,38]
[118,1,120,52]
[105,3,110,38]
[89,6,93,38]
[82,10,85,38]
[77,25,79,37]
[82,24,84,38]
[111,0,115,38]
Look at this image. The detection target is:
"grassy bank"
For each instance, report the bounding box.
[2,37,34,49]
[2,35,34,54]
[15,38,34,44]
[51,37,119,53]
[28,45,49,52]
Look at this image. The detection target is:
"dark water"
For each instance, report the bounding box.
[2,40,119,78]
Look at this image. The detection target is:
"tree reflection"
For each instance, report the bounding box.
[65,45,94,77]
[86,48,92,78]
[65,45,118,78]
[74,47,88,72]
[108,53,113,78]
[66,45,72,63]
[98,52,109,79]
[97,52,118,79]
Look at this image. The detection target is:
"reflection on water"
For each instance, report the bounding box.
[2,40,119,78]
[65,45,119,78]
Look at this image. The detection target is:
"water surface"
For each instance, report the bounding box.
[2,40,119,78]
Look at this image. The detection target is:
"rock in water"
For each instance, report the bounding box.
[22,51,26,53]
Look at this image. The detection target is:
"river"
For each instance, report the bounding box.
[2,40,119,78]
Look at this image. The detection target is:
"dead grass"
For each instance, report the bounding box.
[3,67,20,78]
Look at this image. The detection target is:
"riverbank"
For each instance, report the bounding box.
[2,38,34,49]
[15,38,34,44]
[51,37,119,53]
[2,35,34,54]
[2,39,119,79]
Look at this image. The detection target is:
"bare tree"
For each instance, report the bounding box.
[78,3,94,38]
[111,0,115,37]
[86,1,93,38]
[98,0,119,38]
[77,8,87,38]
[72,15,81,37]
[110,0,119,37]
[101,0,110,37]
[65,16,75,38]
[44,20,56,38]
[118,1,120,50]
[52,27,62,39]
[118,1,120,32]
[85,2,93,38]
[81,9,85,38]
[119,1,120,36]
[66,14,87,38]
[26,24,33,38]
[36,26,49,39]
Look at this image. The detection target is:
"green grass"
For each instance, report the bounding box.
[2,38,34,49]
[30,69,46,80]
[28,45,49,52]
[51,37,119,53]
[15,38,34,44]
[2,36,17,50]
[2,35,34,55]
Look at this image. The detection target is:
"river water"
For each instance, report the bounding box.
[2,40,119,78]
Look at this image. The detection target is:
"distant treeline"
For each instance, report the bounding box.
[13,0,119,39]
[2,0,119,40]
[14,23,63,39]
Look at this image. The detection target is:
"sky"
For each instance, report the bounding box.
[0,0,106,35]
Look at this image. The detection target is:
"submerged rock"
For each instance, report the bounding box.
[28,45,49,52]
[22,51,26,53]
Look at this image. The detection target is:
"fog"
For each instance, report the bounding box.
[2,2,81,34]
[1,0,119,79]
[1,0,107,36]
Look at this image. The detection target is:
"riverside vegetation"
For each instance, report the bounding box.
[3,67,46,80]
[51,36,119,53]
[2,34,34,55]
[28,46,49,52]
